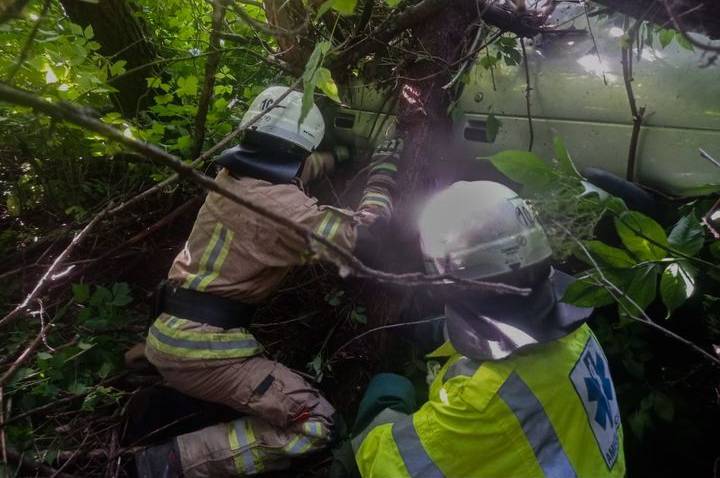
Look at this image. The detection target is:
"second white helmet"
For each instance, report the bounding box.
[241,86,325,152]
[418,181,552,280]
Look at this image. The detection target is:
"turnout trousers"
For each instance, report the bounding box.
[146,340,335,477]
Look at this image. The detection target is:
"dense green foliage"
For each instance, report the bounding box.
[1,0,719,476]
[489,146,720,475]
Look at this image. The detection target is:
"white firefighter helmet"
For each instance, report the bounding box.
[240,86,325,152]
[418,181,592,361]
[418,181,552,280]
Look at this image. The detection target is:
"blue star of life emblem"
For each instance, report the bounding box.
[583,352,615,429]
[570,335,621,469]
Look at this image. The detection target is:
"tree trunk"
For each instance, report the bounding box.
[263,0,317,73]
[60,0,157,117]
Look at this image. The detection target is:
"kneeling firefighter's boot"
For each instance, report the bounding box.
[135,439,183,478]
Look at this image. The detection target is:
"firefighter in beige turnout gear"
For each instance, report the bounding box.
[134,86,402,477]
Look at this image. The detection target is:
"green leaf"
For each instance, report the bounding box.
[37,352,53,361]
[68,382,89,395]
[668,213,704,256]
[675,33,694,51]
[486,150,554,190]
[315,67,341,103]
[78,341,94,351]
[109,60,127,77]
[316,0,357,18]
[619,265,659,314]
[176,75,198,97]
[584,241,636,268]
[553,136,580,177]
[605,197,628,215]
[315,0,334,19]
[562,276,615,307]
[385,0,401,6]
[486,113,502,142]
[83,25,94,39]
[659,29,674,48]
[72,283,90,303]
[111,282,132,307]
[332,0,357,15]
[98,362,114,379]
[69,22,83,36]
[660,261,697,315]
[614,211,668,261]
[300,41,331,124]
[175,135,192,152]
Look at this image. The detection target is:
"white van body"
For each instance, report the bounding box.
[329,4,720,197]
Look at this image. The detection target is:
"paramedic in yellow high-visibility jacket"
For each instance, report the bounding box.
[353,181,625,478]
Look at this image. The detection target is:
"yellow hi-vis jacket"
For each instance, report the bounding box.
[355,324,625,478]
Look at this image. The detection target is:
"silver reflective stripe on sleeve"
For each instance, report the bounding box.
[148,326,259,351]
[442,357,481,383]
[392,416,444,478]
[498,372,577,478]
[232,419,257,475]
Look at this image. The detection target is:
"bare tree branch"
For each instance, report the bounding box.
[0,82,529,321]
[191,0,227,159]
[0,205,111,329]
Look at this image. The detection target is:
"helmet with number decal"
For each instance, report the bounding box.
[419,181,551,280]
[418,181,592,361]
[241,85,325,152]
[215,86,325,183]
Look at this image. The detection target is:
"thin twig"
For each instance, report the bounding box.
[231,2,309,38]
[0,317,54,387]
[50,433,88,478]
[700,148,720,169]
[330,316,446,362]
[5,0,51,84]
[108,47,290,85]
[621,16,645,182]
[520,37,534,151]
[0,205,111,329]
[191,0,227,159]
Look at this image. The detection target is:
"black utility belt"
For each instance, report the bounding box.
[154,281,257,330]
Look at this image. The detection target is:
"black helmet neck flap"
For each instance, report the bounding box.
[214,131,309,184]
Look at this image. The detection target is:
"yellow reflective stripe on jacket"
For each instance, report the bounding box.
[370,162,398,174]
[283,434,315,456]
[314,211,342,241]
[147,316,262,359]
[228,418,263,475]
[360,192,392,208]
[184,223,234,291]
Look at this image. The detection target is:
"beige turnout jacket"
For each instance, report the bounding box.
[168,168,358,303]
